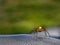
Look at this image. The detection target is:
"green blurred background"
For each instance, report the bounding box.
[0,0,60,34]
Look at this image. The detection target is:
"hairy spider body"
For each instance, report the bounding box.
[31,26,50,40]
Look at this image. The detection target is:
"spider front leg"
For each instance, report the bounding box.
[34,32,38,40]
[44,30,50,39]
[45,31,48,37]
[31,31,38,40]
[34,32,44,40]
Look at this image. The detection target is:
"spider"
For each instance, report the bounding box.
[30,26,50,39]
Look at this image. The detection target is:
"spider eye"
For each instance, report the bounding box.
[39,27,42,29]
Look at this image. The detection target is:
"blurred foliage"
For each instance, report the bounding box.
[0,0,60,34]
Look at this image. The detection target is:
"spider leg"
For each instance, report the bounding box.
[45,30,50,37]
[45,31,48,37]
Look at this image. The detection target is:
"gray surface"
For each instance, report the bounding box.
[0,27,60,45]
[0,34,60,45]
